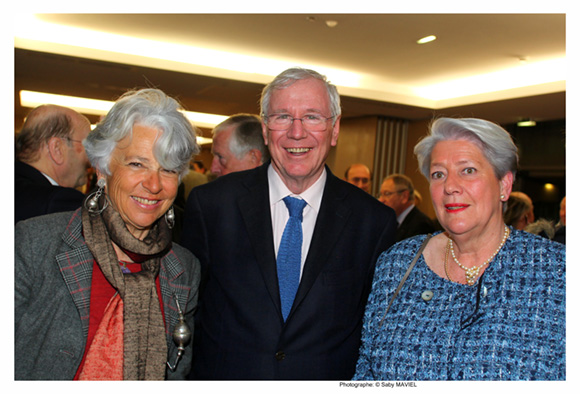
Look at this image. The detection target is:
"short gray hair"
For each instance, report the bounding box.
[385,174,415,201]
[414,117,518,181]
[260,67,341,125]
[84,88,199,180]
[212,114,269,163]
[504,193,533,227]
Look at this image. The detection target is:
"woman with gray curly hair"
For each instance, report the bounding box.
[15,88,201,380]
[354,117,565,380]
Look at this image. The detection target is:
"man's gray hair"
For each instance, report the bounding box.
[212,114,269,162]
[260,67,341,125]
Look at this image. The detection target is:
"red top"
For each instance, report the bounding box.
[73,260,164,379]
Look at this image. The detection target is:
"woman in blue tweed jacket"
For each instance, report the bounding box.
[354,118,565,380]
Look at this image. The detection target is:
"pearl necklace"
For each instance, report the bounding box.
[447,225,510,286]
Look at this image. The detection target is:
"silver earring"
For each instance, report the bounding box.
[500,194,506,200]
[85,178,108,215]
[165,206,175,229]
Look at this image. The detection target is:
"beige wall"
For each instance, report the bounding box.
[406,119,435,219]
[327,116,379,186]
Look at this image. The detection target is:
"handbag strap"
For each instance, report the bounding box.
[378,234,432,328]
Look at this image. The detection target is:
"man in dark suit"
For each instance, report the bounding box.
[378,174,437,242]
[15,104,91,224]
[181,68,396,380]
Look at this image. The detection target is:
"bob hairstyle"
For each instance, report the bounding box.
[414,117,518,181]
[84,89,199,180]
[260,67,342,126]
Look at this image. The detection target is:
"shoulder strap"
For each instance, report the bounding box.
[378,234,432,328]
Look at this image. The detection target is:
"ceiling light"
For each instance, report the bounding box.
[417,35,437,44]
[326,20,338,28]
[415,57,565,101]
[20,90,227,136]
[15,15,362,89]
[517,119,536,127]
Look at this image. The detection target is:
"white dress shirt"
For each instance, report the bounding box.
[396,204,415,228]
[268,164,326,278]
[42,172,59,186]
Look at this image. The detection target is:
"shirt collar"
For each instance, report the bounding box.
[397,204,415,227]
[268,164,326,213]
[42,172,60,186]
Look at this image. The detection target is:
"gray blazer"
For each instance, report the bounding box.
[14,209,200,380]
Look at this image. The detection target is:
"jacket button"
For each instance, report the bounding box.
[275,351,285,361]
[421,290,433,301]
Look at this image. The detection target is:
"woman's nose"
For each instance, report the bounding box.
[143,170,162,193]
[444,173,460,194]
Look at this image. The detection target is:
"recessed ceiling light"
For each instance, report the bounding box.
[417,35,437,44]
[517,119,536,127]
[326,20,338,28]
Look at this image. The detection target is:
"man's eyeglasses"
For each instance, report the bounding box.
[264,113,333,131]
[378,189,407,198]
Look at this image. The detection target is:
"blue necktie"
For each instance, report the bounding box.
[277,196,307,321]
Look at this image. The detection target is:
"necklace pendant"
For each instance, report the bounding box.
[465,267,479,285]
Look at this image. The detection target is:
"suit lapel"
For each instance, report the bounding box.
[237,165,281,312]
[291,170,351,316]
[55,210,94,337]
[159,251,190,331]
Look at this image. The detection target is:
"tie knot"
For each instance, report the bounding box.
[283,196,307,220]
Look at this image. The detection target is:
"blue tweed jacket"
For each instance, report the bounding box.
[353,230,565,380]
[14,209,200,380]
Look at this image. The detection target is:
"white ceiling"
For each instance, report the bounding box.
[14,13,567,125]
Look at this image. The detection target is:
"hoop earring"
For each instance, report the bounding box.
[165,206,175,229]
[85,178,108,215]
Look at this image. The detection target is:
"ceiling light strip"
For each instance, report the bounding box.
[19,90,228,132]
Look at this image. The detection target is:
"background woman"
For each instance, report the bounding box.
[15,88,201,380]
[353,118,565,380]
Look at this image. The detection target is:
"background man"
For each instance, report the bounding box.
[554,195,565,244]
[15,104,91,223]
[378,173,437,241]
[344,163,372,193]
[210,113,269,177]
[182,68,396,380]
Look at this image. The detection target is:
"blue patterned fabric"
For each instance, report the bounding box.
[353,229,566,380]
[277,196,307,321]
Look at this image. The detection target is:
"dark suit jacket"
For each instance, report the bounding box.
[396,205,438,242]
[15,161,86,224]
[181,163,397,380]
